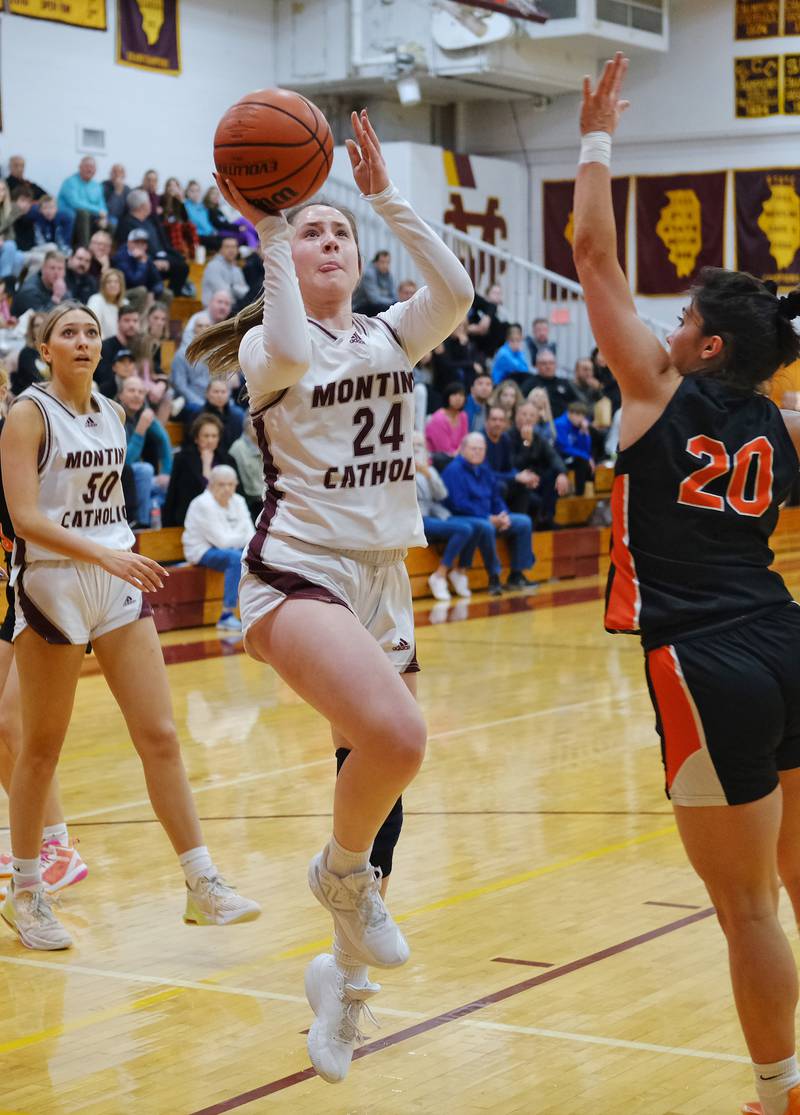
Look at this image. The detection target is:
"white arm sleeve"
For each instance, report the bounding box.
[369,185,474,367]
[237,214,312,412]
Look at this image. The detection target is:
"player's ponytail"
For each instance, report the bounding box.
[690,268,800,392]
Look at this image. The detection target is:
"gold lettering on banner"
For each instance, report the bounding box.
[735,0,779,38]
[134,0,165,45]
[758,176,800,270]
[785,0,800,34]
[564,210,575,247]
[7,0,106,29]
[784,55,800,115]
[655,190,702,279]
[735,56,780,117]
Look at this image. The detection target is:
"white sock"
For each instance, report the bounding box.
[326,834,371,878]
[12,857,41,890]
[754,1055,800,1115]
[42,823,69,847]
[178,846,215,889]
[334,936,369,988]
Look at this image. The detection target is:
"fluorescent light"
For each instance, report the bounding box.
[396,75,422,105]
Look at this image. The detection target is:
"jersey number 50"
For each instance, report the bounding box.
[678,435,773,517]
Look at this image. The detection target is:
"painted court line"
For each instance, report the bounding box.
[188,907,717,1113]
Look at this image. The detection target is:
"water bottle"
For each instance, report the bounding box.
[149,501,162,531]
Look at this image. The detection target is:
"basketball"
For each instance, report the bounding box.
[213,88,333,214]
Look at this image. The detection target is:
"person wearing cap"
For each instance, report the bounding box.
[111,347,137,396]
[93,302,143,397]
[111,228,165,305]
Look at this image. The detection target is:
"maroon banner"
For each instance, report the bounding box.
[735,55,780,117]
[542,177,630,282]
[787,0,800,34]
[116,0,180,75]
[735,0,780,38]
[735,168,800,287]
[636,173,726,296]
[450,0,547,23]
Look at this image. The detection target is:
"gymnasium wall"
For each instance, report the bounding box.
[0,0,274,193]
[459,0,800,324]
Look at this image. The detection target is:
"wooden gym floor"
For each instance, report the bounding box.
[5,545,800,1115]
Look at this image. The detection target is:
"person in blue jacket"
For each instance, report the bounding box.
[491,323,532,389]
[554,401,594,495]
[442,432,535,594]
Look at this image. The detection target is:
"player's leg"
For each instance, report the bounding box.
[91,616,259,925]
[777,767,800,928]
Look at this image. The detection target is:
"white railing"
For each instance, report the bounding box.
[321,176,672,372]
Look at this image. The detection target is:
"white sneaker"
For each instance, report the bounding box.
[308,848,410,968]
[305,952,380,1083]
[427,572,451,602]
[183,874,261,925]
[1,882,72,950]
[447,569,472,598]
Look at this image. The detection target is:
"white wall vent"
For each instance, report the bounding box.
[77,126,107,155]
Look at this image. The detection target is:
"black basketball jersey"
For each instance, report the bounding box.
[605,376,798,649]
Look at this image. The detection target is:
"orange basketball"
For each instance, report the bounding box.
[213,88,334,214]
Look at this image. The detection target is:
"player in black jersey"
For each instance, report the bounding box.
[574,55,800,1115]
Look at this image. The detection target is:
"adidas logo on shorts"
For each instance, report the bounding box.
[392,638,411,652]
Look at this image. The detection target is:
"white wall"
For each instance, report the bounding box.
[460,0,800,325]
[0,0,274,195]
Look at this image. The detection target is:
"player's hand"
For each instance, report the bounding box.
[97,549,168,593]
[214,173,277,225]
[346,110,390,197]
[580,51,630,136]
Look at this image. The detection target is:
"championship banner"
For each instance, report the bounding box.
[735,55,780,117]
[785,55,800,113]
[735,168,800,287]
[116,0,180,75]
[636,172,726,296]
[735,0,779,38]
[7,0,106,30]
[542,178,630,282]
[786,0,800,35]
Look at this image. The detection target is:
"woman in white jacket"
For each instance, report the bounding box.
[181,465,252,631]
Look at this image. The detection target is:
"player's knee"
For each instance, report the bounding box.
[371,794,403,877]
[137,722,181,764]
[711,882,779,934]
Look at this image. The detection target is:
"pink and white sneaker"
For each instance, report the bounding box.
[40,840,88,894]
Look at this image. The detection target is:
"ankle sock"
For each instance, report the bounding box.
[334,937,369,988]
[754,1055,800,1115]
[179,845,215,889]
[42,823,69,847]
[12,857,41,890]
[326,834,370,878]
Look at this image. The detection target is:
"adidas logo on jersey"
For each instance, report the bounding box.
[392,638,411,652]
[124,595,134,606]
[350,332,365,344]
[85,416,98,427]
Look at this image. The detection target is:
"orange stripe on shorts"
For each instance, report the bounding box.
[606,474,640,629]
[647,645,704,792]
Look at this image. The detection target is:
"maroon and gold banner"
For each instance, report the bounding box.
[542,177,630,282]
[636,173,726,296]
[736,0,779,38]
[784,55,800,113]
[736,168,800,287]
[116,0,180,75]
[735,55,780,116]
[7,0,106,29]
[786,0,800,34]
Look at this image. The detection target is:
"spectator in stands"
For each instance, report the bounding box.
[87,267,126,338]
[87,229,113,282]
[413,432,474,602]
[65,245,98,303]
[488,378,524,425]
[190,379,244,452]
[111,348,136,392]
[481,404,518,497]
[202,185,258,248]
[184,180,220,250]
[433,318,484,398]
[554,401,594,496]
[442,433,535,594]
[182,289,231,348]
[591,346,621,414]
[94,302,141,396]
[398,279,417,301]
[425,382,469,472]
[201,235,247,306]
[412,349,434,431]
[527,385,556,444]
[0,279,16,330]
[140,169,162,218]
[6,155,45,201]
[528,348,577,418]
[57,156,108,246]
[10,187,36,252]
[491,322,532,388]
[170,315,212,413]
[465,370,493,432]
[32,195,71,254]
[163,413,235,527]
[508,401,569,526]
[525,316,556,365]
[133,300,172,422]
[182,464,252,631]
[101,163,130,229]
[12,250,66,315]
[117,374,173,526]
[468,281,508,360]
[10,311,46,395]
[112,228,164,304]
[161,177,199,260]
[116,190,189,297]
[0,180,24,280]
[571,356,603,416]
[228,414,263,520]
[354,249,397,316]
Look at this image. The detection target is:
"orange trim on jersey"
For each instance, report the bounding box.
[647,645,704,792]
[605,474,640,630]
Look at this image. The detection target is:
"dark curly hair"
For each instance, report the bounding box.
[689,267,800,392]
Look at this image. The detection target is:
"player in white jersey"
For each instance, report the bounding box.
[0,302,260,951]
[188,109,473,1083]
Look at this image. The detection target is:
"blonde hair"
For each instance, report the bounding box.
[527,385,555,437]
[0,180,10,221]
[489,378,524,415]
[100,268,126,305]
[187,198,361,375]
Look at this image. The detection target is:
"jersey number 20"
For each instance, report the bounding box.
[678,435,773,517]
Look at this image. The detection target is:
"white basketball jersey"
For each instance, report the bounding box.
[250,314,425,553]
[12,384,134,571]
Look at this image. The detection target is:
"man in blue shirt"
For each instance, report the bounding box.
[57,156,108,247]
[491,323,532,389]
[464,371,493,432]
[442,433,535,594]
[554,401,594,496]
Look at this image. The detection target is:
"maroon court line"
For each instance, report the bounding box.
[644,900,703,911]
[492,957,554,968]
[189,906,715,1114]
